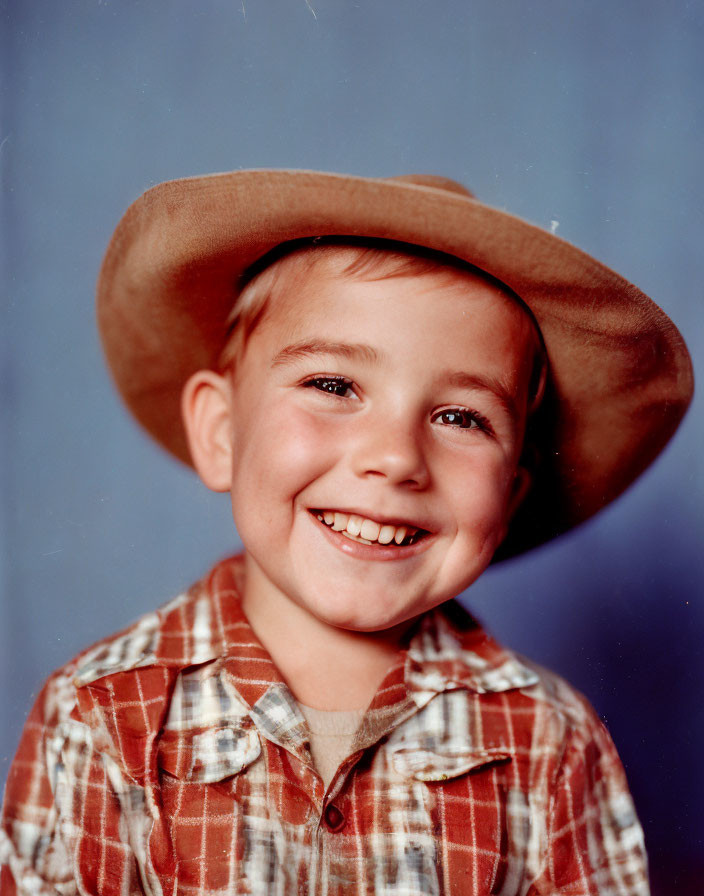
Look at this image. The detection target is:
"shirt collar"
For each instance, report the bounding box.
[71,556,538,783]
[405,600,539,705]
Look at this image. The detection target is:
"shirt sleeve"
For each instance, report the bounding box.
[0,674,76,895]
[531,699,650,896]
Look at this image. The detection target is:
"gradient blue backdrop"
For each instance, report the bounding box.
[2,1,702,891]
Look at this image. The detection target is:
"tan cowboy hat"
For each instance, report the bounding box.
[96,169,693,558]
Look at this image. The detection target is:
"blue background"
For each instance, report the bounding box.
[2,1,702,891]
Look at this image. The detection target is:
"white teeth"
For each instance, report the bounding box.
[315,510,423,546]
[378,525,396,544]
[360,519,381,541]
[332,512,348,531]
[346,515,363,537]
[341,530,373,545]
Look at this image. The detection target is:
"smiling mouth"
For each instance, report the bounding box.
[309,509,429,546]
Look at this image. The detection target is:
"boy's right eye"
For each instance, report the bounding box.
[302,376,356,398]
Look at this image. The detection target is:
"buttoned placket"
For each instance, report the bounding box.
[234,663,448,844]
[315,685,423,838]
[243,677,424,824]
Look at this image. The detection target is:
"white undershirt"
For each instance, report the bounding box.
[298,703,366,789]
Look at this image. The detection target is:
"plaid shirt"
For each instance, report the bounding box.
[1,556,648,895]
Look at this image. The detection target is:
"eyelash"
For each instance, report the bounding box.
[301,376,492,433]
[430,409,493,433]
[301,375,356,398]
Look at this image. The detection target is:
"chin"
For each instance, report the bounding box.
[307,591,423,634]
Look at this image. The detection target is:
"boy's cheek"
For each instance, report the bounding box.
[451,465,519,549]
[231,406,341,496]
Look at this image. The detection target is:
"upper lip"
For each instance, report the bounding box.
[308,506,436,533]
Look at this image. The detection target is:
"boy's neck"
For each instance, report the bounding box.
[240,554,411,711]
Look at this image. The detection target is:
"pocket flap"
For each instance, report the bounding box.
[391,747,511,782]
[159,724,261,783]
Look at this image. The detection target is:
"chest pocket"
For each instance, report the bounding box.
[158,723,261,783]
[385,689,513,783]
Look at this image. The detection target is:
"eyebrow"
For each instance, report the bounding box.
[271,339,383,367]
[442,371,520,421]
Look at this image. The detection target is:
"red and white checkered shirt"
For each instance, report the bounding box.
[1,556,648,895]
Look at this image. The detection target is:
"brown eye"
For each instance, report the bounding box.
[303,377,355,398]
[439,411,476,428]
[432,409,491,432]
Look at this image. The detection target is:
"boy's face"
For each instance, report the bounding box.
[212,255,537,634]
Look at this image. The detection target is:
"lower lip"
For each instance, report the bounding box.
[309,513,434,561]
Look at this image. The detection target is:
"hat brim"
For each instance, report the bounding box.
[97,169,693,559]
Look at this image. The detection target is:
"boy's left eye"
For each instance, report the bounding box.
[431,409,490,432]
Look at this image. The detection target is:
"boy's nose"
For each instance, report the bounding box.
[349,412,430,489]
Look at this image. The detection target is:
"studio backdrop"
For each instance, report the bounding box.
[2,1,702,892]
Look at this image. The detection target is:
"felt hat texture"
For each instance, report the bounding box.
[97,169,693,558]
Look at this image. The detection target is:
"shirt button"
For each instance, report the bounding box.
[323,804,345,832]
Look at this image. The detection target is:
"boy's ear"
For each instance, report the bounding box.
[181,370,234,493]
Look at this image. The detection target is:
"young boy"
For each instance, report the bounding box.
[0,170,693,895]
